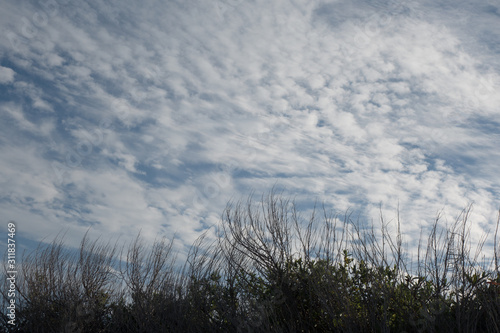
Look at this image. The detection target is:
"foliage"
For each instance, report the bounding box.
[1,192,499,332]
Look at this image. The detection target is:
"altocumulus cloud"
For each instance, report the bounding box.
[0,0,499,257]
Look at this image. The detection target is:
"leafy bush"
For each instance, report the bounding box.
[2,191,499,332]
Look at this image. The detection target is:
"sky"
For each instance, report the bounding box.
[1,0,499,261]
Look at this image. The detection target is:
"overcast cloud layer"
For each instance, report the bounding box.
[1,0,499,258]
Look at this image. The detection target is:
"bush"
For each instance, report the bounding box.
[2,191,499,332]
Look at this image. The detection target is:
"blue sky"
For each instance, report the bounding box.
[1,0,499,259]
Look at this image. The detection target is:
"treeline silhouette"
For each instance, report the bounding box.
[2,191,500,332]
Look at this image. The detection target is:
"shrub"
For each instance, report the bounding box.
[1,191,499,332]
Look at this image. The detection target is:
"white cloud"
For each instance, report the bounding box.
[1,102,55,136]
[0,0,499,262]
[0,66,15,84]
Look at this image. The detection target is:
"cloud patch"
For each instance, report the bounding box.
[0,66,15,84]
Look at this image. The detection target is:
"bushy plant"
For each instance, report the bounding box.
[2,191,499,332]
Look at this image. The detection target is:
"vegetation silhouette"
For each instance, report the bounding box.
[2,190,499,332]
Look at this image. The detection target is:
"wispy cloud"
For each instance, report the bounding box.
[1,0,499,256]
